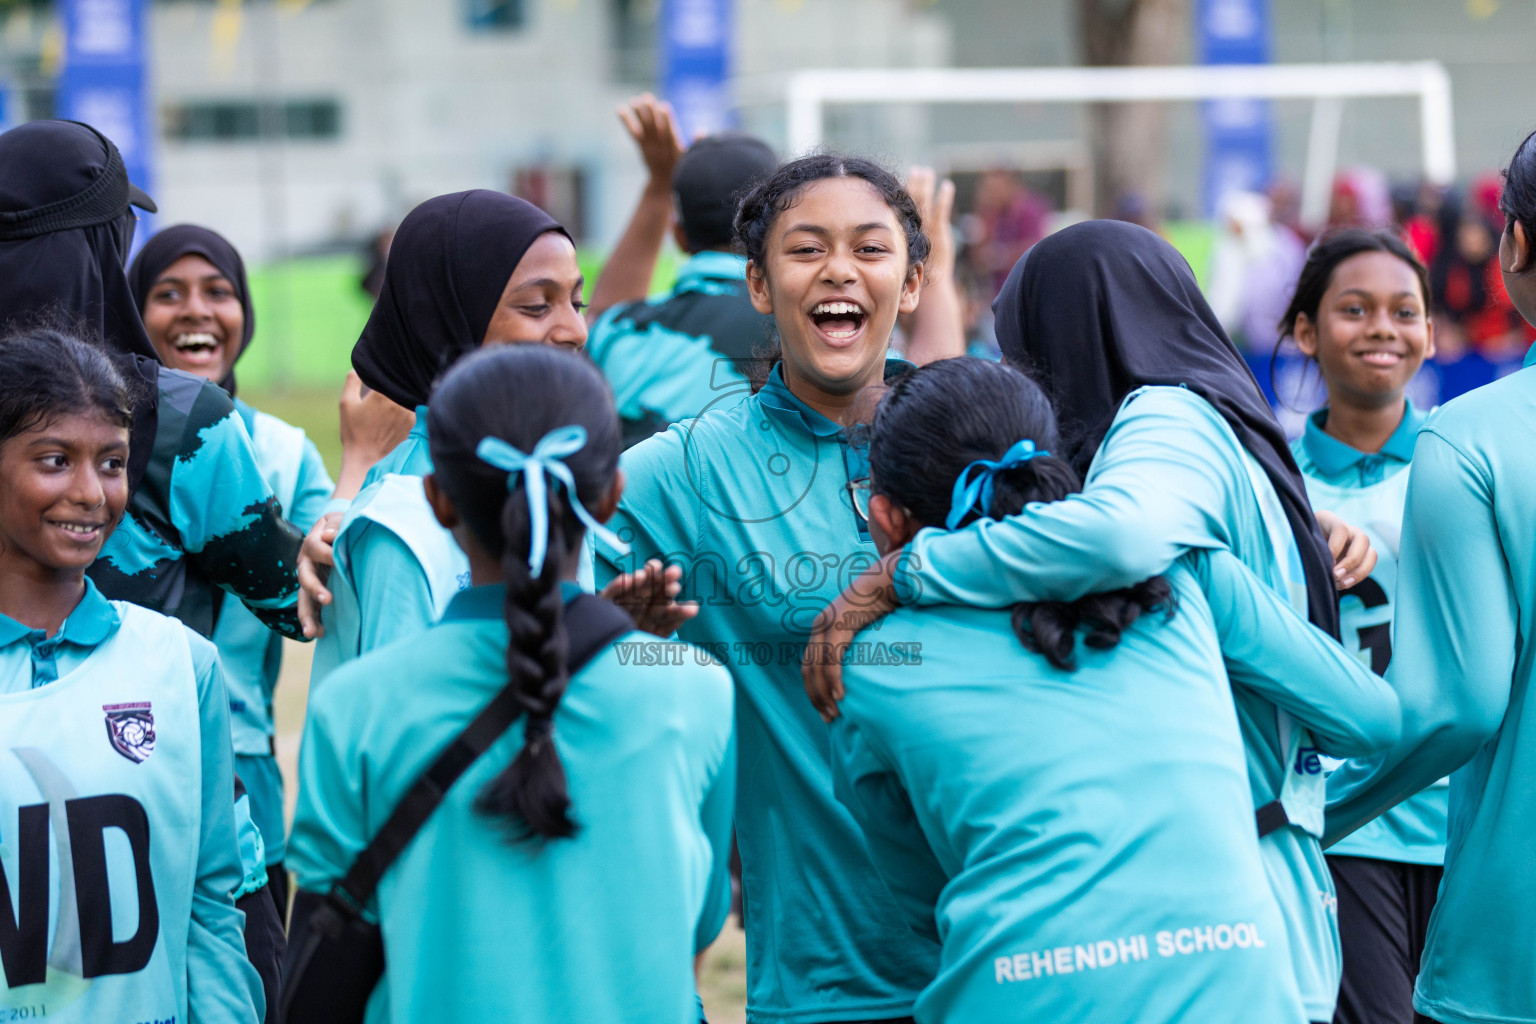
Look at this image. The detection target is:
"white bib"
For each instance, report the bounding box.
[0,605,202,1021]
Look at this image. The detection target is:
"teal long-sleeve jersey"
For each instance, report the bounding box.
[1325,350,1536,1024]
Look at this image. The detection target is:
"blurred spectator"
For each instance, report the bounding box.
[1430,188,1529,357]
[966,168,1049,299]
[1207,190,1307,353]
[1329,167,1393,230]
[1402,181,1446,265]
[1110,190,1159,233]
[360,227,393,299]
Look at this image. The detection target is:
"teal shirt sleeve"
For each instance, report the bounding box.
[230,789,269,899]
[349,521,438,656]
[906,388,1239,608]
[288,438,337,533]
[694,728,736,954]
[1190,549,1401,757]
[186,630,267,1024]
[829,717,946,945]
[1325,430,1512,845]
[172,390,305,638]
[287,673,372,916]
[594,427,701,588]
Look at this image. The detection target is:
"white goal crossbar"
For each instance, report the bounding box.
[779,62,1455,218]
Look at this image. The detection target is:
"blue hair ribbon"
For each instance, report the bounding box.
[475,425,630,576]
[945,438,1049,530]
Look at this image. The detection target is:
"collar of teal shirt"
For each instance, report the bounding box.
[756,358,915,439]
[1302,399,1427,478]
[0,576,119,649]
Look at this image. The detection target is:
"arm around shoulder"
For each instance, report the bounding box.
[1191,549,1401,756]
[906,388,1238,608]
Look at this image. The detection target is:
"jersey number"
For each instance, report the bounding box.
[0,795,159,987]
[1342,576,1392,674]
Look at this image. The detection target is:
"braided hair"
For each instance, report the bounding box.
[870,358,1173,671]
[426,345,621,841]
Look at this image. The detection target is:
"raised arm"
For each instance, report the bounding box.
[1325,430,1512,845]
[899,167,966,366]
[586,95,685,321]
[1190,550,1400,758]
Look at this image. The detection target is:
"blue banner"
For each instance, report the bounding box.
[57,0,155,221]
[0,82,11,132]
[1197,0,1272,218]
[660,0,733,141]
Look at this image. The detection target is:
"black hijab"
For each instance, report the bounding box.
[992,219,1339,637]
[128,224,255,396]
[0,119,161,490]
[0,120,158,360]
[351,190,568,410]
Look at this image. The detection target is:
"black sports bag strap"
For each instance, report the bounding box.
[1255,799,1290,838]
[332,593,635,914]
[279,595,634,1024]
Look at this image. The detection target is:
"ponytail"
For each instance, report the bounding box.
[426,345,624,843]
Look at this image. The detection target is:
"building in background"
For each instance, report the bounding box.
[0,0,1531,261]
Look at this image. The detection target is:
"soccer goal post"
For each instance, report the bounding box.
[774,62,1455,223]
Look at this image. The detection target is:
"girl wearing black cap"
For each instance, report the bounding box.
[0,120,308,644]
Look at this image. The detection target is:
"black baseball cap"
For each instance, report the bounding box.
[672,132,777,253]
[0,120,155,241]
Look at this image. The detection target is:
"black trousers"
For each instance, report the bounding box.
[1329,855,1443,1024]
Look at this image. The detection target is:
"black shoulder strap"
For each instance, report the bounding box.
[327,594,635,916]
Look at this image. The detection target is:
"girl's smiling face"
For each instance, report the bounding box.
[0,412,129,580]
[481,231,589,351]
[1293,250,1434,407]
[142,253,245,382]
[746,177,923,398]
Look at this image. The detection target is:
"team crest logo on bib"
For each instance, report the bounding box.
[103,701,156,763]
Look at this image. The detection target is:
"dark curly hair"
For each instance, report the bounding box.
[871,357,1173,671]
[733,153,930,274]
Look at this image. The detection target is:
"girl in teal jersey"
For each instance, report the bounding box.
[0,328,261,1024]
[805,220,1378,1023]
[1280,229,1441,1024]
[1325,130,1536,1024]
[302,192,686,680]
[128,223,406,914]
[838,356,1400,1024]
[593,155,941,1024]
[303,191,586,677]
[287,345,734,1024]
